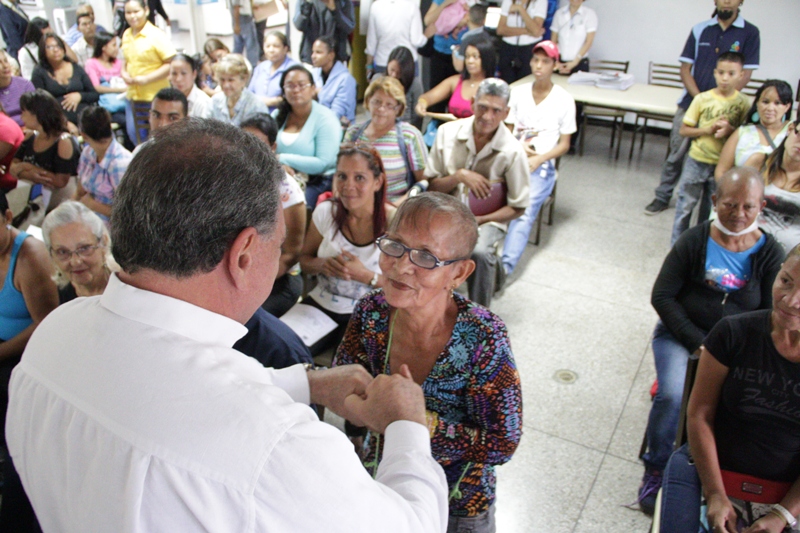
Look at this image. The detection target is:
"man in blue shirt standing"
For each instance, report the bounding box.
[643,0,759,216]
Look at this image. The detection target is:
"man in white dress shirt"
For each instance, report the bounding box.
[6,118,449,532]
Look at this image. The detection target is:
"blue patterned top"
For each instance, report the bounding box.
[77,138,133,222]
[333,290,523,516]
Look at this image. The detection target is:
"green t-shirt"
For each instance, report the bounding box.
[684,89,750,164]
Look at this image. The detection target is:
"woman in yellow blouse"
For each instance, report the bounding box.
[120,0,175,144]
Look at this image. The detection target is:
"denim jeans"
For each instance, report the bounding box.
[654,108,690,204]
[502,160,556,274]
[447,504,496,533]
[670,156,716,246]
[467,224,506,308]
[643,322,699,472]
[233,14,260,68]
[660,443,702,533]
[305,174,333,209]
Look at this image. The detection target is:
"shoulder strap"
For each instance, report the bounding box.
[754,123,778,151]
[395,120,415,188]
[354,119,370,141]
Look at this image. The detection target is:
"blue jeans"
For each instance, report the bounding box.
[233,14,260,68]
[305,174,332,209]
[653,108,690,204]
[447,504,496,533]
[643,322,698,472]
[670,156,716,245]
[660,444,702,533]
[502,160,556,274]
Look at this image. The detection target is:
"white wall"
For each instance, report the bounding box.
[579,0,800,100]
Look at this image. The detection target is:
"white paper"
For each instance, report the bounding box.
[280,303,338,347]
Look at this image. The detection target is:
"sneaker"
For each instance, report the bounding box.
[494,263,508,294]
[644,199,669,216]
[635,469,662,515]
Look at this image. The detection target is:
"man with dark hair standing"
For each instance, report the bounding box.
[6,119,448,532]
[643,0,759,216]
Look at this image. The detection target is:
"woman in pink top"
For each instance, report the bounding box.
[415,34,495,120]
[83,31,129,145]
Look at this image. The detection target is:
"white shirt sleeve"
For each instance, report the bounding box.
[254,419,448,532]
[585,8,598,33]
[505,86,519,126]
[531,0,548,20]
[410,5,428,48]
[560,92,577,136]
[499,0,511,18]
[365,8,378,56]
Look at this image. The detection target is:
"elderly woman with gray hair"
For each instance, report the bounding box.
[42,200,114,304]
[333,192,523,533]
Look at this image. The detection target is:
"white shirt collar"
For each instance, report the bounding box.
[101,274,248,347]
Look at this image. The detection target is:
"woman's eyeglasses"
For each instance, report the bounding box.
[376,236,466,270]
[50,243,101,262]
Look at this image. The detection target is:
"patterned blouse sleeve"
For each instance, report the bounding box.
[430,312,523,466]
[332,295,372,369]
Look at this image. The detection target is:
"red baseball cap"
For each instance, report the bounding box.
[533,40,559,60]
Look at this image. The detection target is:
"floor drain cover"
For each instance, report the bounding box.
[554,369,578,384]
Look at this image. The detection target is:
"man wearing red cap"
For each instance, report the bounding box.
[501,40,576,277]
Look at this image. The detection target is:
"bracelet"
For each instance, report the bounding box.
[771,504,797,529]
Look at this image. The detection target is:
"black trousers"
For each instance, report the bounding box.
[498,40,533,85]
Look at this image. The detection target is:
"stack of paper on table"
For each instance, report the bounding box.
[567,71,601,85]
[596,72,635,90]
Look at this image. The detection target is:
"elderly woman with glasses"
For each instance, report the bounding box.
[344,76,427,205]
[333,192,522,533]
[42,200,114,304]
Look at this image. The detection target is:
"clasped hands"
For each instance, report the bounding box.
[308,364,427,434]
[322,250,368,282]
[709,117,735,139]
[706,493,789,533]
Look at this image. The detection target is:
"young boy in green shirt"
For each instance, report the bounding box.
[670,52,750,245]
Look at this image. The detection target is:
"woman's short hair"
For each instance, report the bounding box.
[388,192,478,258]
[42,200,112,287]
[313,35,339,62]
[24,17,49,47]
[240,113,278,146]
[745,79,794,125]
[79,106,113,141]
[203,37,229,59]
[275,64,315,128]
[460,34,496,81]
[386,46,415,93]
[20,89,68,137]
[364,76,407,116]
[92,30,116,59]
[264,30,289,49]
[332,143,388,241]
[38,33,71,70]
[213,53,250,81]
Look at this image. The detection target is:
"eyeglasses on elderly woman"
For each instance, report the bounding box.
[50,242,102,262]
[376,235,467,270]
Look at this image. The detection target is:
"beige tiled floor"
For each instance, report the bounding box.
[490,127,675,532]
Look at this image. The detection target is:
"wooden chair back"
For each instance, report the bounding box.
[648,62,683,89]
[590,59,630,75]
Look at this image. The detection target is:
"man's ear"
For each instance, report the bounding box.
[225,227,260,289]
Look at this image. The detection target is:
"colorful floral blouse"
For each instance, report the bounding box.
[333,291,523,517]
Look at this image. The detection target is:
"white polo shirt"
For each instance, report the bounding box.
[499,0,548,46]
[506,82,576,156]
[549,4,598,61]
[7,274,448,533]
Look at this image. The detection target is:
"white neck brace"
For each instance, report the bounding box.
[712,216,760,237]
